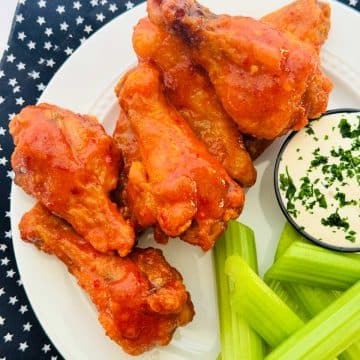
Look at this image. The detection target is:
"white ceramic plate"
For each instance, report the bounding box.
[11,1,360,359]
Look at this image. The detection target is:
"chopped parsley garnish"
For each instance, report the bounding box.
[305,125,315,135]
[334,192,357,208]
[338,117,360,139]
[279,166,297,217]
[321,210,349,231]
[279,114,359,244]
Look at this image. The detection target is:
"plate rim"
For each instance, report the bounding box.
[10,1,360,359]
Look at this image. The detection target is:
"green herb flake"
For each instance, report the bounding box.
[321,210,349,231]
[305,126,315,135]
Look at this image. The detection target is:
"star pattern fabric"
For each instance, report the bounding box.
[0,0,358,359]
[0,1,143,358]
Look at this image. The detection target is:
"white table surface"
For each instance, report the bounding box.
[0,0,18,59]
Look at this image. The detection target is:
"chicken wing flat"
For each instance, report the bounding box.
[10,104,134,256]
[19,203,194,356]
[133,17,256,187]
[245,0,332,159]
[116,62,244,250]
[148,0,332,140]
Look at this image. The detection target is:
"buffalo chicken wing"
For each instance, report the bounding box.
[116,62,244,250]
[10,104,134,256]
[19,203,194,356]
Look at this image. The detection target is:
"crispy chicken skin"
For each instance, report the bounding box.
[116,62,244,250]
[10,104,135,256]
[245,0,332,159]
[262,0,331,52]
[19,203,194,356]
[147,0,332,140]
[132,17,256,187]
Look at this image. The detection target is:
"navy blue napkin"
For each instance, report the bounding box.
[0,0,358,359]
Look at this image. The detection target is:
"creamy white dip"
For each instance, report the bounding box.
[277,111,360,249]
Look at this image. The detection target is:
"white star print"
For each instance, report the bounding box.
[19,342,29,352]
[0,288,5,296]
[91,0,99,6]
[5,211,10,218]
[109,3,118,12]
[64,47,73,55]
[101,0,108,4]
[349,0,358,5]
[0,97,4,105]
[0,257,10,266]
[37,16,46,26]
[7,170,15,179]
[8,78,17,87]
[38,0,46,7]
[84,25,93,34]
[19,305,28,314]
[13,85,21,94]
[60,21,69,31]
[0,316,5,325]
[0,157,7,166]
[5,230,12,239]
[27,41,36,50]
[16,62,26,71]
[56,5,65,14]
[28,70,40,80]
[80,37,87,44]
[37,83,46,91]
[44,41,52,50]
[17,279,23,286]
[18,32,27,41]
[9,296,18,305]
[125,1,134,10]
[73,1,82,10]
[23,322,32,331]
[51,357,58,360]
[1,257,10,266]
[96,13,106,22]
[8,113,15,120]
[16,14,25,23]
[3,333,13,343]
[45,27,53,37]
[19,0,26,4]
[75,16,84,26]
[6,54,16,63]
[38,57,45,64]
[16,97,25,106]
[0,70,4,78]
[42,344,51,353]
[46,59,56,67]
[0,127,6,135]
[6,269,16,278]
[0,244,7,251]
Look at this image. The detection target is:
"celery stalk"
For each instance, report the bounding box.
[267,279,311,321]
[268,223,311,321]
[286,284,360,359]
[214,222,264,360]
[225,255,304,348]
[274,222,306,260]
[275,223,360,359]
[265,242,360,290]
[265,281,360,360]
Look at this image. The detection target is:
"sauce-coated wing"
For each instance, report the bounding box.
[116,62,244,250]
[133,17,256,187]
[19,203,194,356]
[245,0,332,159]
[10,104,134,256]
[262,0,331,52]
[148,0,332,139]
